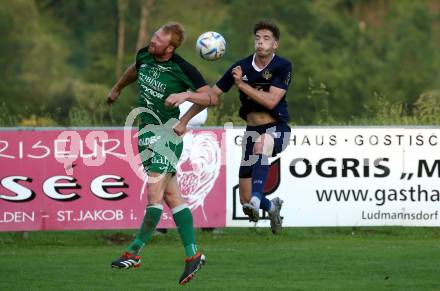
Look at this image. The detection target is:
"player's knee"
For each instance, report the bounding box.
[163,191,172,202]
[163,192,178,207]
[254,134,274,156]
[163,191,176,201]
[253,145,272,157]
[253,142,264,154]
[147,186,164,204]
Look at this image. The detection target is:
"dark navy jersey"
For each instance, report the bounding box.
[216,54,292,123]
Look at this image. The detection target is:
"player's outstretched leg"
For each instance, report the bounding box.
[268,197,284,234]
[179,252,206,285]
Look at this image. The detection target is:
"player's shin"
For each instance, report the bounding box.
[127,204,163,254]
[250,154,270,210]
[172,204,198,258]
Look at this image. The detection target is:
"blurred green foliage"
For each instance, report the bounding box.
[0,0,438,127]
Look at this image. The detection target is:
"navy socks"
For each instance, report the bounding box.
[250,154,272,212]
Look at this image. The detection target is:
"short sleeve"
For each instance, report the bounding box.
[215,62,238,93]
[172,54,207,90]
[178,62,207,90]
[135,47,149,70]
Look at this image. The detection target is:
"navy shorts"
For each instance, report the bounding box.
[239,122,291,178]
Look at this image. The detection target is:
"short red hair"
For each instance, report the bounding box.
[162,22,185,49]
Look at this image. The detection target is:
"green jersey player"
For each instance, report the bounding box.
[106,22,211,285]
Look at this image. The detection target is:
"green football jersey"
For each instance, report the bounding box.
[135,47,207,125]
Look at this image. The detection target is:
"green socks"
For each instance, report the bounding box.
[172,204,198,257]
[127,203,198,258]
[127,204,163,254]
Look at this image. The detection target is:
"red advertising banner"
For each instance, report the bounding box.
[0,128,226,231]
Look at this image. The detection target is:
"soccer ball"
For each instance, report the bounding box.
[196,31,226,61]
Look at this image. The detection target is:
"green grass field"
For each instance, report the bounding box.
[1,227,439,290]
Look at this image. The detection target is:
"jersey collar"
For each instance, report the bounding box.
[252,53,275,72]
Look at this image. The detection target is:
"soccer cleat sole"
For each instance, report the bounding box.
[270,199,284,234]
[179,255,206,285]
[242,204,259,222]
[271,217,284,234]
[111,264,141,269]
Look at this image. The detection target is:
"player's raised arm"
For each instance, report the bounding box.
[173,85,223,136]
[165,85,218,108]
[236,81,286,110]
[106,63,138,104]
[184,84,223,107]
[231,63,290,110]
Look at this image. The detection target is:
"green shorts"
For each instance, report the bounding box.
[137,123,183,174]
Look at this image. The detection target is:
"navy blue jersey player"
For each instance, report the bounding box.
[167,20,292,234]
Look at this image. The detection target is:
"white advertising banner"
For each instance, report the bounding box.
[226,127,440,227]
